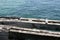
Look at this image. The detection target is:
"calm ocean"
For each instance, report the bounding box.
[0,0,60,20]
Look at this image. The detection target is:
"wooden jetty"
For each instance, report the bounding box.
[0,17,60,40]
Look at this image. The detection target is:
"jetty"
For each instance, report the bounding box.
[0,17,60,40]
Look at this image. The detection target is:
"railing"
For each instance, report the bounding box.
[9,27,60,37]
[0,17,60,25]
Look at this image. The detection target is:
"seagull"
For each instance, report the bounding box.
[45,18,48,24]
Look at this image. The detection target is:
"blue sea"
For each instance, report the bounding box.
[0,0,60,20]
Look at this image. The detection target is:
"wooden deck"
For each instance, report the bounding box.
[0,17,60,40]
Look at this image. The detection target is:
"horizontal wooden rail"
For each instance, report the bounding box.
[9,27,60,37]
[0,17,60,25]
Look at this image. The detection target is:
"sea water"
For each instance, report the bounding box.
[0,0,60,20]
